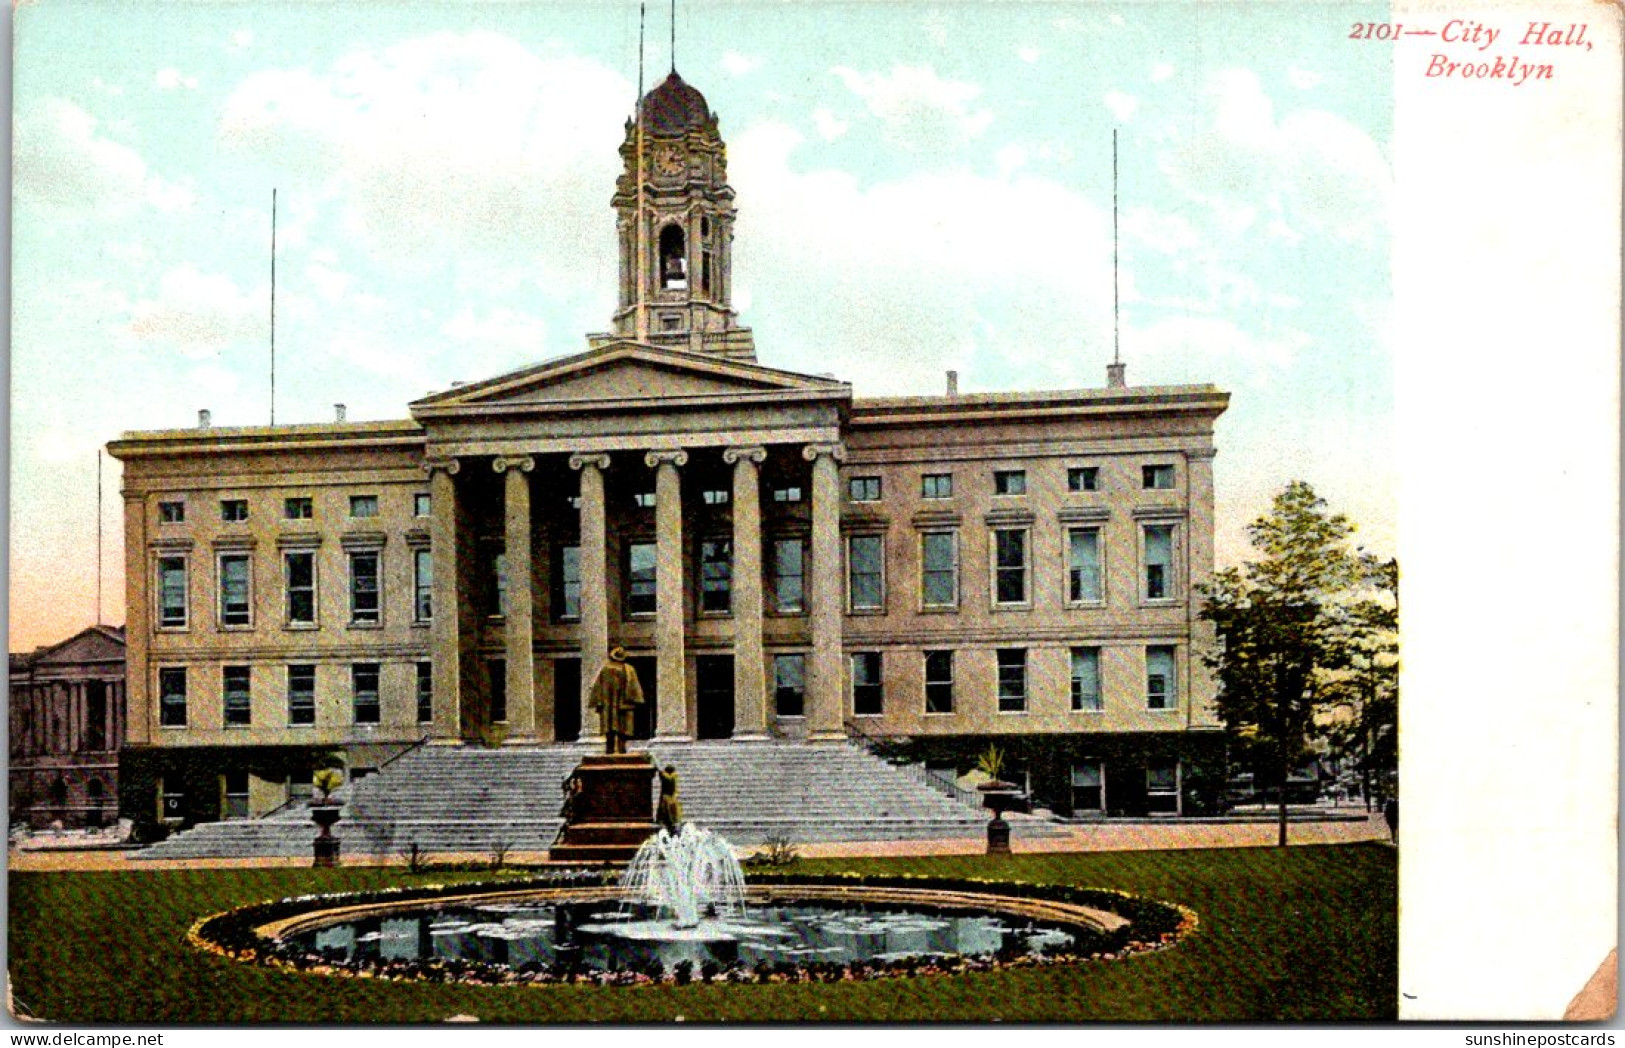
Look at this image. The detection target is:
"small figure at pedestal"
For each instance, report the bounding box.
[589,646,644,755]
[657,765,683,834]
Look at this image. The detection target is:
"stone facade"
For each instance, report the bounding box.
[107,71,1229,824]
[9,625,126,829]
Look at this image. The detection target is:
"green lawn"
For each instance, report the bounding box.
[9,844,1395,1023]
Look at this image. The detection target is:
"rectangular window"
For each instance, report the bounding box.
[997,649,1028,713]
[488,550,508,618]
[852,652,883,716]
[416,662,434,723]
[1068,527,1103,604]
[1144,524,1175,600]
[773,654,806,717]
[283,496,313,520]
[920,530,958,608]
[158,667,187,727]
[1146,761,1179,812]
[222,666,251,727]
[1147,645,1177,710]
[413,549,433,623]
[554,545,581,621]
[1071,761,1104,812]
[220,499,248,522]
[413,493,431,517]
[157,556,188,628]
[159,500,186,524]
[288,664,316,726]
[349,551,381,625]
[223,771,250,821]
[349,495,379,518]
[771,538,805,613]
[921,473,953,499]
[1067,466,1099,492]
[924,650,955,714]
[626,541,656,616]
[285,551,316,626]
[993,528,1029,606]
[1070,647,1102,712]
[702,488,730,506]
[848,476,882,502]
[218,554,251,627]
[489,659,507,723]
[771,485,803,503]
[700,539,732,614]
[1143,464,1175,490]
[994,470,1027,496]
[848,534,884,611]
[352,663,381,724]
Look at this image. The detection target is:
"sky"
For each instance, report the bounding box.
[9,0,1395,650]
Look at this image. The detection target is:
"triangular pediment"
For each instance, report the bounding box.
[29,626,125,668]
[412,341,847,415]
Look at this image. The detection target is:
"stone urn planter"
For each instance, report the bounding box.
[310,766,345,868]
[978,781,1022,855]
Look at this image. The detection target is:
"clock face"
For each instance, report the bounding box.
[655,147,685,177]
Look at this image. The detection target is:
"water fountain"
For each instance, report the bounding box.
[617,823,747,929]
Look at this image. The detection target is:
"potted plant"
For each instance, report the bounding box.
[974,745,1022,855]
[310,762,345,867]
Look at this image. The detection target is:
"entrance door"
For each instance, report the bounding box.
[553,658,582,742]
[629,657,657,741]
[695,655,734,740]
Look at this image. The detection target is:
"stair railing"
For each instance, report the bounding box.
[256,734,432,820]
[844,719,982,810]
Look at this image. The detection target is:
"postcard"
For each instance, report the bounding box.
[7,0,1618,1028]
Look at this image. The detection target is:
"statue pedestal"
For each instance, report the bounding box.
[549,753,658,864]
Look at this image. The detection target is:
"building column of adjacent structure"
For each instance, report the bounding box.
[122,491,152,745]
[494,455,537,742]
[426,458,464,743]
[803,442,847,742]
[569,453,611,747]
[724,445,769,740]
[646,449,691,740]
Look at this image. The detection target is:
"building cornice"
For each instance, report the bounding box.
[108,420,424,460]
[849,386,1229,427]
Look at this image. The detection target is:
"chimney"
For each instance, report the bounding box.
[334,403,347,423]
[945,370,959,396]
[1107,362,1127,388]
[197,409,212,429]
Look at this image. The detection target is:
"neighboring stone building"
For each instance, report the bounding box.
[9,625,126,829]
[108,71,1228,827]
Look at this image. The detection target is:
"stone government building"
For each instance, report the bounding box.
[9,625,127,830]
[109,71,1229,829]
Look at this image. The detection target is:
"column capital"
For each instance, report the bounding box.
[802,442,847,464]
[723,445,768,466]
[423,456,461,476]
[645,448,689,469]
[492,455,536,474]
[568,452,611,472]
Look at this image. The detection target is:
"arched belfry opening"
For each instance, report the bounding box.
[601,69,756,361]
[659,223,687,289]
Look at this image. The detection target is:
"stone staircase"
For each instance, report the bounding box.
[133,741,1060,861]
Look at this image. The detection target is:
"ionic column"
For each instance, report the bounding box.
[569,453,611,745]
[724,445,769,739]
[803,442,847,742]
[494,456,537,741]
[646,449,690,740]
[425,458,463,743]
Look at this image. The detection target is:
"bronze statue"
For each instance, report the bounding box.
[589,646,643,755]
[657,765,683,834]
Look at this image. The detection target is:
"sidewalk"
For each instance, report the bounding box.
[9,811,1390,872]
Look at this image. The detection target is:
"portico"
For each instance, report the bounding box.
[409,341,853,746]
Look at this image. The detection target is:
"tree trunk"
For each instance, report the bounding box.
[1277,743,1290,847]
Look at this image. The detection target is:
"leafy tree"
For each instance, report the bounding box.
[1200,481,1386,845]
[1323,557,1399,811]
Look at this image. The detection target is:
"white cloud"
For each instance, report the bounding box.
[441,307,549,356]
[218,32,631,281]
[1158,69,1388,244]
[229,29,254,51]
[811,106,849,142]
[1104,91,1139,122]
[15,98,192,216]
[155,68,199,91]
[1288,67,1323,90]
[1151,62,1175,83]
[1017,46,1041,64]
[831,64,993,149]
[126,265,264,356]
[728,120,1114,395]
[721,50,762,76]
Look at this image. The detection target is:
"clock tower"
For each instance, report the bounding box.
[604,70,756,361]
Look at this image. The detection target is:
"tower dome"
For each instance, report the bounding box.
[639,71,713,135]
